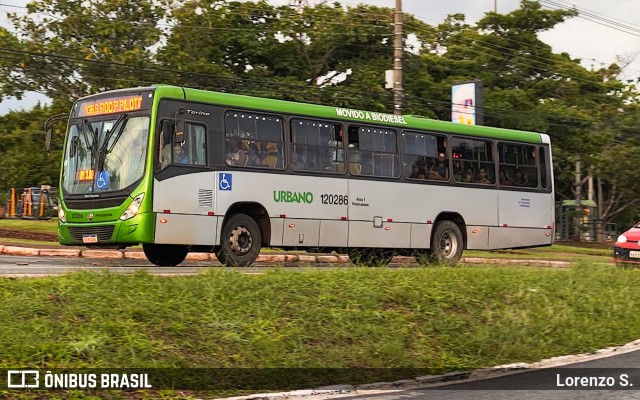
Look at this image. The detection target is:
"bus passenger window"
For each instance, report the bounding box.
[291,119,344,173]
[498,142,539,188]
[402,131,446,181]
[225,111,284,169]
[349,125,398,178]
[451,137,494,186]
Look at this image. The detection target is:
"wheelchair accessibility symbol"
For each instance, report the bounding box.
[219,173,232,191]
[95,170,110,191]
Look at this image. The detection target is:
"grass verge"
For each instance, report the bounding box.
[0,218,58,235]
[1,262,639,398]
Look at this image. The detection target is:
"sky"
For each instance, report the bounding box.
[0,0,639,114]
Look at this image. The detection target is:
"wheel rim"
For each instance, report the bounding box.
[438,230,458,259]
[229,225,252,255]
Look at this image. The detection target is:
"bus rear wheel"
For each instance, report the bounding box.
[430,221,464,265]
[143,243,188,266]
[348,248,394,267]
[216,214,262,267]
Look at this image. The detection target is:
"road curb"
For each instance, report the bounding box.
[1,244,573,268]
[218,339,640,400]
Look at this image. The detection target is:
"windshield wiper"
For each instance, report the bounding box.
[81,119,97,149]
[101,113,128,154]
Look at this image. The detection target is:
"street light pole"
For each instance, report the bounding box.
[393,0,403,115]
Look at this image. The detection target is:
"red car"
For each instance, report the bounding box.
[613,223,640,264]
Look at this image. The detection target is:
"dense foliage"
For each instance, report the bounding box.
[0,0,638,235]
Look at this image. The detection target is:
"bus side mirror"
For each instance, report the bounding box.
[43,113,69,155]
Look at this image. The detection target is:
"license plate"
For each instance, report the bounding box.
[82,235,98,244]
[630,251,640,258]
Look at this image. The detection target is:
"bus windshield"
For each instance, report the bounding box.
[61,115,150,195]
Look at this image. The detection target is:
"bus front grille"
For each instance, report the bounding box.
[68,226,115,241]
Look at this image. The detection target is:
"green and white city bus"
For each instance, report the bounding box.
[50,85,554,267]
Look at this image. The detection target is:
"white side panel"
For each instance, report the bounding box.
[215,171,348,220]
[498,191,554,229]
[155,213,218,245]
[319,220,348,247]
[466,225,490,250]
[348,179,498,248]
[410,223,431,248]
[348,180,499,227]
[489,226,552,248]
[153,172,216,215]
[149,170,553,251]
[215,171,347,247]
[348,221,411,248]
[269,217,284,246]
[283,219,320,246]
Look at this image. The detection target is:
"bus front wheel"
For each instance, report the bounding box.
[216,214,262,267]
[143,243,188,266]
[430,221,464,265]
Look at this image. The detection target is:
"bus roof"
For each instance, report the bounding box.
[93,85,546,144]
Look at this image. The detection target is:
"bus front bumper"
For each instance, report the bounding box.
[58,212,155,247]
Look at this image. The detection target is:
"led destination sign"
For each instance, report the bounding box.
[77,94,146,117]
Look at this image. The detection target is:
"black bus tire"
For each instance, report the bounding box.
[143,243,188,266]
[430,221,464,265]
[216,214,262,267]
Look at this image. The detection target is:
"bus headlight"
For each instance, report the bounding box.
[58,208,66,223]
[120,193,145,221]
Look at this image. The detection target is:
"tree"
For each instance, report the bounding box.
[2,0,167,102]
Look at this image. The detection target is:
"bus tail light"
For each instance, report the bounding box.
[120,193,145,221]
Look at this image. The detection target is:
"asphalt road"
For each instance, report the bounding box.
[315,349,640,400]
[0,254,345,276]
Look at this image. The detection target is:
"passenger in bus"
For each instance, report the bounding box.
[291,151,306,170]
[429,152,449,180]
[409,163,421,178]
[246,143,263,167]
[261,142,280,168]
[499,170,513,186]
[464,169,474,183]
[476,168,492,184]
[513,168,528,186]
[173,141,189,164]
[453,160,464,182]
[226,138,247,166]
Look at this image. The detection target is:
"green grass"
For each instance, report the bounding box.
[467,243,613,261]
[0,218,58,235]
[1,264,639,398]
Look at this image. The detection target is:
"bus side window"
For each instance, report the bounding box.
[185,123,206,166]
[349,125,398,178]
[402,131,445,181]
[291,119,343,173]
[226,111,284,169]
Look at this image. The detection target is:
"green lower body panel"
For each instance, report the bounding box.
[58,212,155,246]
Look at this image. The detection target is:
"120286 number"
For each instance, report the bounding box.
[321,194,348,205]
